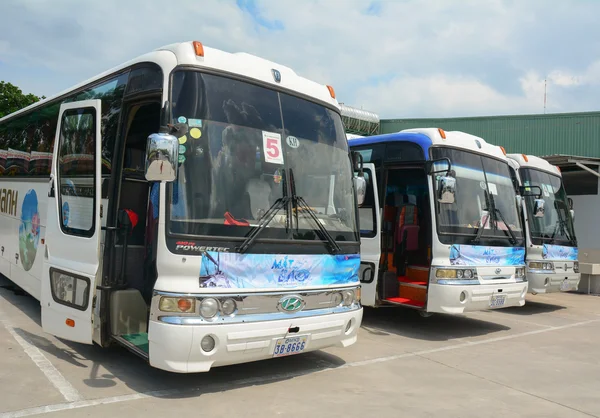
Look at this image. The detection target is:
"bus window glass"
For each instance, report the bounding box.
[520,168,575,244]
[168,70,358,242]
[432,147,523,242]
[57,108,96,237]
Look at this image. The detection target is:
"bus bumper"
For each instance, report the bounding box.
[426,282,528,314]
[147,308,363,373]
[527,272,580,294]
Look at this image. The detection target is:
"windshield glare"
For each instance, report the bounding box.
[432,148,523,243]
[520,168,575,245]
[167,70,358,242]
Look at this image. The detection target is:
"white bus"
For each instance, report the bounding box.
[0,41,366,372]
[349,128,528,316]
[507,154,580,293]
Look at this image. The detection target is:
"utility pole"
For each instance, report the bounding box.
[544,78,547,114]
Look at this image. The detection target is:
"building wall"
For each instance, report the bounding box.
[381,111,600,158]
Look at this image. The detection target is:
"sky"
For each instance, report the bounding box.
[1,0,600,119]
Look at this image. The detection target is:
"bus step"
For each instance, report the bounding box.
[397,277,427,287]
[384,297,425,309]
[113,333,149,360]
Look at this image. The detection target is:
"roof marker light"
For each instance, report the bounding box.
[326,85,336,99]
[193,41,205,57]
[438,128,446,139]
[500,146,507,155]
[556,165,561,172]
[522,154,529,162]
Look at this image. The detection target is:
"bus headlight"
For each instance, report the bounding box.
[200,298,219,318]
[159,297,196,313]
[529,262,554,271]
[574,262,579,273]
[435,268,477,280]
[221,298,237,316]
[342,290,354,306]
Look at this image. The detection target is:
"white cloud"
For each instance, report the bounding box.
[2,0,600,118]
[354,70,555,118]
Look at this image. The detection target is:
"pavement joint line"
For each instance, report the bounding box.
[0,292,84,405]
[1,316,598,417]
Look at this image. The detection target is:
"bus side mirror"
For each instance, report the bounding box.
[568,197,574,210]
[570,209,575,221]
[437,174,456,204]
[533,198,545,218]
[145,132,179,182]
[354,176,366,206]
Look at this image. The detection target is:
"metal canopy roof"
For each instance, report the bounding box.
[340,104,380,136]
[541,154,600,177]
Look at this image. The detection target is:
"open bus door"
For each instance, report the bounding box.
[358,163,381,306]
[41,100,103,344]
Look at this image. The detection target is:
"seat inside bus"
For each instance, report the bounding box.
[381,168,431,306]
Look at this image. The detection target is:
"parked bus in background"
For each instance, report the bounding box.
[349,128,528,316]
[0,41,366,373]
[507,154,580,294]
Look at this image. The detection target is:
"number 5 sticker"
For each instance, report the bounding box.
[262,131,284,165]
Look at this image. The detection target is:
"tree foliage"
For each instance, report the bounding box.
[0,81,45,118]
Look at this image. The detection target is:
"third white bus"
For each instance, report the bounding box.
[507,153,580,294]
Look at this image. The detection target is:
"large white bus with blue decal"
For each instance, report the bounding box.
[507,154,580,294]
[349,128,528,315]
[0,41,366,372]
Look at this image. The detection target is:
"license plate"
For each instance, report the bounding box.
[560,280,571,291]
[273,335,308,357]
[489,294,506,308]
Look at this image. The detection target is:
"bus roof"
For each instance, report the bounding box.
[507,153,561,176]
[348,128,507,160]
[1,41,339,123]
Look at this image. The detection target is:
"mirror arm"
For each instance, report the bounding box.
[159,100,171,133]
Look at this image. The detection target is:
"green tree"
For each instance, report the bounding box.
[0,81,45,118]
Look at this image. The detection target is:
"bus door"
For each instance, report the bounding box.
[358,163,381,306]
[41,100,103,344]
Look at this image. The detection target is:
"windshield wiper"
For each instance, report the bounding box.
[492,207,517,245]
[472,191,491,244]
[487,193,517,244]
[551,202,575,245]
[235,196,290,253]
[289,168,341,254]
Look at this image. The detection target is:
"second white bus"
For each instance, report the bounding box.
[349,128,528,315]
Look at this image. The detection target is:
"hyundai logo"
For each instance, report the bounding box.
[495,268,502,275]
[272,68,281,83]
[278,295,304,313]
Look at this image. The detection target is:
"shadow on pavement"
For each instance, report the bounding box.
[360,306,510,342]
[0,275,347,400]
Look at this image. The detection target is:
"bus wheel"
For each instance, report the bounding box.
[419,311,433,318]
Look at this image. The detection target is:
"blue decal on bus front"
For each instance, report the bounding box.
[542,244,578,261]
[199,252,360,288]
[449,244,525,266]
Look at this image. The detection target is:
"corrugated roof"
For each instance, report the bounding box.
[381,111,600,158]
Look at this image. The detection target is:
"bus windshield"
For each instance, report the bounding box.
[432,148,523,245]
[167,70,358,243]
[519,168,576,246]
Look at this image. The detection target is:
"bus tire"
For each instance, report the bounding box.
[419,311,433,318]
